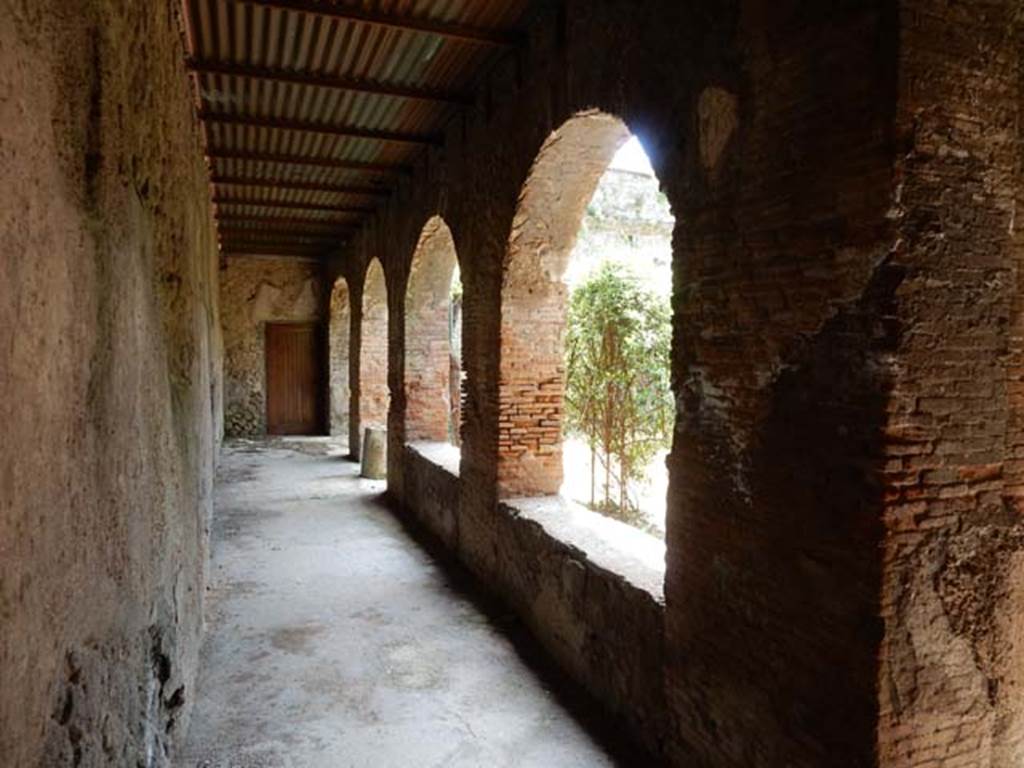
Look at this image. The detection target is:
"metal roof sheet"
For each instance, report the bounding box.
[183,0,529,258]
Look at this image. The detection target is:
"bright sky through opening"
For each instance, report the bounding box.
[609,136,655,176]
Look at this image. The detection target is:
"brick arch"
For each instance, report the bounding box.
[328,277,351,438]
[404,216,459,444]
[498,111,633,497]
[359,258,389,432]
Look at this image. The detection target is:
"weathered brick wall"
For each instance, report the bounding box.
[1,1,221,764]
[328,277,350,438]
[328,1,1023,764]
[878,3,1024,765]
[405,217,458,443]
[359,259,390,439]
[499,113,631,497]
[220,256,324,437]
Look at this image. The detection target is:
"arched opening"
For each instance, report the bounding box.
[359,259,389,435]
[328,277,351,440]
[500,111,675,537]
[404,217,462,447]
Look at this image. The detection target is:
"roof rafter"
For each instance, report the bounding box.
[221,246,333,259]
[212,196,374,215]
[218,224,343,236]
[218,239,342,250]
[207,149,408,175]
[200,110,443,146]
[189,59,472,105]
[234,0,524,47]
[211,174,390,197]
[215,214,359,228]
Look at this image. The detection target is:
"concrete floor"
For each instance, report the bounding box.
[179,439,625,768]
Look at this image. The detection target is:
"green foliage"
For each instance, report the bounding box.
[564,262,673,526]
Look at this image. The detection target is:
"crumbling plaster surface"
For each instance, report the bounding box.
[0,1,221,765]
[329,1,1024,765]
[220,256,325,437]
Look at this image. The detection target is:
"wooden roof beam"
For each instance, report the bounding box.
[200,110,442,146]
[207,149,408,175]
[220,246,333,259]
[235,0,524,47]
[218,243,340,257]
[219,241,334,250]
[218,224,350,236]
[189,59,472,105]
[215,214,358,229]
[212,196,373,214]
[211,174,390,197]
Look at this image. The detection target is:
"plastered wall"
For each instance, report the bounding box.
[1,1,222,764]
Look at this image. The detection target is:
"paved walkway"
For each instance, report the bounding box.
[179,439,622,768]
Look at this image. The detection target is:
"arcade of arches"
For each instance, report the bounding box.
[3,2,1024,767]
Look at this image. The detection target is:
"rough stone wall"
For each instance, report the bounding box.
[405,445,462,550]
[405,217,458,443]
[359,259,389,434]
[328,277,351,438]
[0,1,221,765]
[329,0,1022,765]
[220,256,324,437]
[404,445,667,755]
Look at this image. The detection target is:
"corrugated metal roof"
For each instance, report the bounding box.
[183,0,529,258]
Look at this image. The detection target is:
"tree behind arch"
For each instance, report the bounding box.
[564,262,673,526]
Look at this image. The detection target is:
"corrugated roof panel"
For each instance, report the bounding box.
[186,0,530,256]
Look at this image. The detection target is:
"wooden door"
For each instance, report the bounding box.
[265,323,324,435]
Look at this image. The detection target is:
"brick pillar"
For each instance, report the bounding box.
[664,4,898,765]
[663,3,1024,766]
[328,278,350,438]
[404,217,458,443]
[878,3,1024,765]
[347,276,363,459]
[498,113,631,497]
[359,259,389,432]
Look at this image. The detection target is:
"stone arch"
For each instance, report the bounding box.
[359,259,389,433]
[498,111,633,497]
[404,217,460,444]
[328,277,351,438]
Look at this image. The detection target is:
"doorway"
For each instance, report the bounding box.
[265,322,325,435]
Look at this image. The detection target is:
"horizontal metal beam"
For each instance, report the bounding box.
[219,241,331,250]
[190,59,471,105]
[212,196,374,215]
[200,110,441,146]
[211,174,390,197]
[218,229,343,242]
[215,215,358,229]
[221,247,333,259]
[218,244,337,258]
[219,231,344,241]
[207,149,407,175]
[235,0,523,47]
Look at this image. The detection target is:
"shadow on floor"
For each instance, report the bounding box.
[364,483,666,768]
